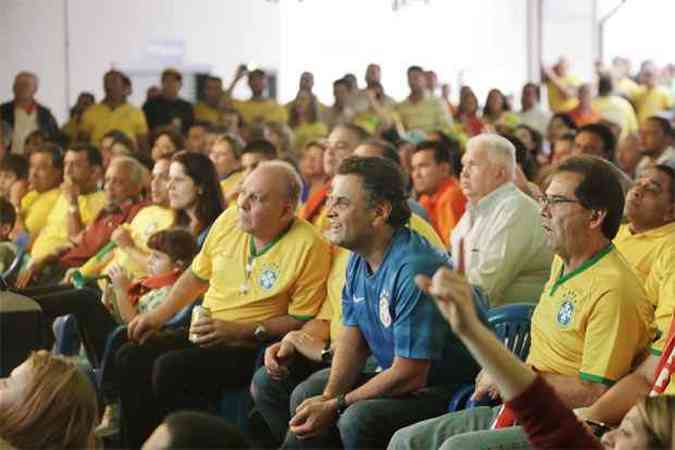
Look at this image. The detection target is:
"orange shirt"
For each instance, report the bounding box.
[568,106,601,127]
[418,177,466,246]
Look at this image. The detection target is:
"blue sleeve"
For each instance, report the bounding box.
[392,267,446,360]
[342,254,358,327]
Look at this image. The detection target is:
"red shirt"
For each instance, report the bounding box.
[59,199,149,268]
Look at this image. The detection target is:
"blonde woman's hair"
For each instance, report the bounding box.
[0,351,98,450]
[637,395,675,450]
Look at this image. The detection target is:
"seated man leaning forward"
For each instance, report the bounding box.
[389,155,653,450]
[280,157,484,450]
[452,133,552,306]
[118,161,331,449]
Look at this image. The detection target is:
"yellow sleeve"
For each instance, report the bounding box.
[317,295,333,321]
[579,290,649,385]
[287,237,331,320]
[648,254,675,354]
[191,231,215,281]
[132,109,149,135]
[79,192,107,225]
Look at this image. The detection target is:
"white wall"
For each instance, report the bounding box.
[541,0,597,83]
[602,0,675,68]
[65,0,282,114]
[0,0,68,120]
[2,0,609,125]
[279,0,529,105]
[1,0,282,123]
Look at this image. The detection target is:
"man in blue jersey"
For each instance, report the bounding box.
[281,156,484,450]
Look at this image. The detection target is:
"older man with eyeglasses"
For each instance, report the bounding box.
[389,155,654,450]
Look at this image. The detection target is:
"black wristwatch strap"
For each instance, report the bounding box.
[335,394,348,415]
[320,342,333,364]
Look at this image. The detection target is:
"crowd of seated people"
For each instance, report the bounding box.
[0,55,674,450]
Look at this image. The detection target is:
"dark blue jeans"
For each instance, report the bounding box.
[281,368,456,450]
[251,355,328,444]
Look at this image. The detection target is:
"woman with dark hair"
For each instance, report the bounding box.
[483,88,519,131]
[151,127,185,161]
[169,151,226,246]
[514,124,546,167]
[455,87,485,137]
[546,112,577,146]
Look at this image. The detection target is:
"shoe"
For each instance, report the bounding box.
[95,403,120,438]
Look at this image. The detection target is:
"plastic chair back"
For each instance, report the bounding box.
[448,302,537,412]
[2,246,27,287]
[487,303,536,361]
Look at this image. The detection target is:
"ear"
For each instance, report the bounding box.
[664,202,675,223]
[588,209,607,231]
[92,165,104,183]
[439,161,451,175]
[371,201,393,228]
[0,223,11,238]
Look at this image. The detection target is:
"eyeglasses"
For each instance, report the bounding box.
[537,194,581,208]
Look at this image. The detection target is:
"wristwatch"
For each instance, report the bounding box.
[320,343,333,364]
[254,324,269,342]
[335,394,348,415]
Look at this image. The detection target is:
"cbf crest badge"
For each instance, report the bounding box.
[556,292,577,327]
[379,289,392,328]
[258,264,280,291]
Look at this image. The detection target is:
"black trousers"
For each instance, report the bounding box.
[115,329,259,449]
[16,285,117,366]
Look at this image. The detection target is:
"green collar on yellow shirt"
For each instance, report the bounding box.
[549,243,615,296]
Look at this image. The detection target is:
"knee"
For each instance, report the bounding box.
[251,366,275,402]
[288,378,323,415]
[115,341,142,372]
[439,433,479,450]
[336,402,377,446]
[387,424,416,450]
[152,351,187,395]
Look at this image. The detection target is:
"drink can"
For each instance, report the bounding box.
[189,306,211,343]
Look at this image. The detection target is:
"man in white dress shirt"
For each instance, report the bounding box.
[451,134,553,307]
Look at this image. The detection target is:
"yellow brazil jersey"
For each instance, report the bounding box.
[194,101,225,126]
[80,102,148,144]
[30,191,107,261]
[614,222,675,284]
[644,248,675,355]
[293,122,328,153]
[20,188,62,241]
[632,86,674,125]
[191,207,331,323]
[220,170,245,199]
[546,75,581,113]
[232,99,289,125]
[321,213,445,342]
[100,205,175,280]
[526,245,653,386]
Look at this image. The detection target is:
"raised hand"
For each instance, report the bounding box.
[414,239,477,336]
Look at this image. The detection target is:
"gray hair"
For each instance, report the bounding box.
[467,133,516,179]
[108,156,146,186]
[257,160,303,211]
[0,121,12,148]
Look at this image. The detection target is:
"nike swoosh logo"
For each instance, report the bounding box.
[353,296,365,303]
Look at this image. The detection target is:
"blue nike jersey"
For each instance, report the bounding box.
[342,227,483,386]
